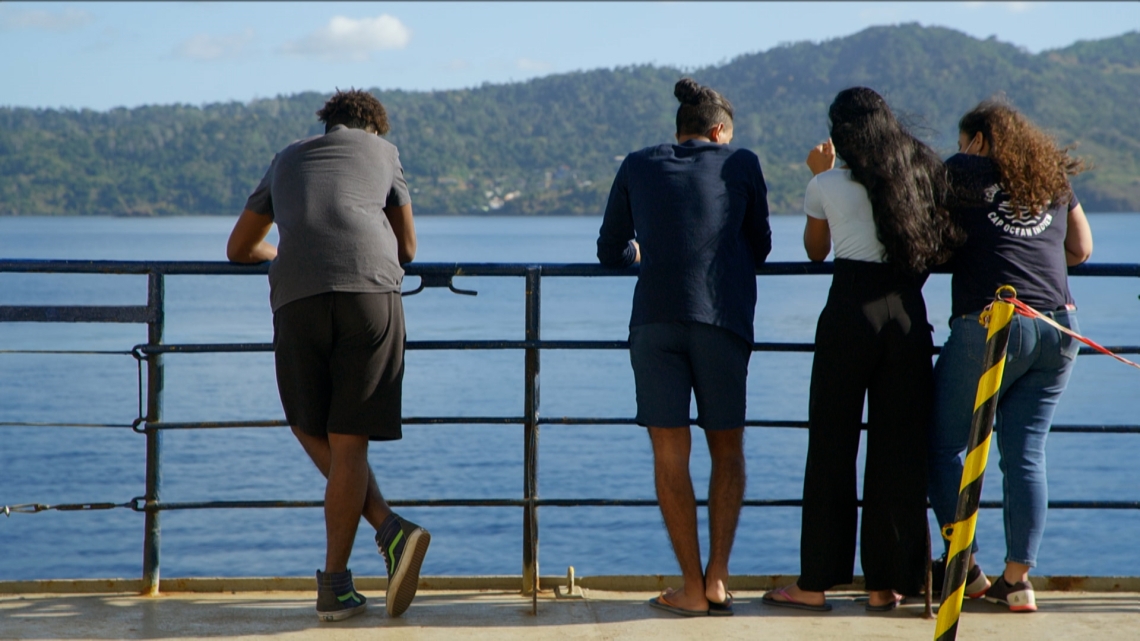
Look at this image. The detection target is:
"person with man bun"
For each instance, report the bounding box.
[597,77,771,617]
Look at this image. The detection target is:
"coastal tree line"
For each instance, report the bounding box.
[1,24,1137,217]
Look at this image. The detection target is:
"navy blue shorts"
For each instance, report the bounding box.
[273,291,404,441]
[629,321,751,431]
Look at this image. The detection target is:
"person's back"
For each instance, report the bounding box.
[613,141,768,342]
[944,152,1077,317]
[257,124,407,312]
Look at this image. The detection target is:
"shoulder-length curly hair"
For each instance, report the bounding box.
[828,87,959,273]
[959,98,1083,216]
[316,88,390,135]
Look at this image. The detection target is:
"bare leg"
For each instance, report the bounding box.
[293,426,392,530]
[704,428,745,604]
[767,583,827,607]
[322,433,372,573]
[1004,561,1031,584]
[868,589,902,607]
[649,426,708,612]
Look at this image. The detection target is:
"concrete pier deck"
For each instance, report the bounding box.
[5,585,1140,640]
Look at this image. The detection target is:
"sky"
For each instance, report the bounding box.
[1,2,1137,111]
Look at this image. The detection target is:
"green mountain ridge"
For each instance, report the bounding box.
[1,24,1137,216]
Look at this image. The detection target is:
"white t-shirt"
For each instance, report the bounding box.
[804,169,886,263]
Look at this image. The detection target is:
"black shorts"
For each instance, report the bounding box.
[273,291,405,441]
[629,321,751,431]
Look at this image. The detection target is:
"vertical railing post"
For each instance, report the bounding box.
[141,271,165,596]
[522,267,541,610]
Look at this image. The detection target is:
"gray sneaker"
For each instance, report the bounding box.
[376,513,431,617]
[985,575,1037,612]
[316,569,367,622]
[931,555,991,599]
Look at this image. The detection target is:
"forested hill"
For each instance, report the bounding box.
[2,24,1138,216]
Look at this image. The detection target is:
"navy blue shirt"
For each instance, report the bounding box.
[946,153,1078,317]
[597,140,771,343]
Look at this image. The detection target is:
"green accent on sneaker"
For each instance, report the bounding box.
[337,592,361,604]
[387,530,405,574]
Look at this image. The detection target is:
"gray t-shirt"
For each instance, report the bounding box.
[244,124,412,312]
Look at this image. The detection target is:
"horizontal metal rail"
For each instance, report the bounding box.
[132,341,1140,356]
[11,498,1138,515]
[142,499,1140,511]
[0,305,155,323]
[2,259,1138,597]
[128,418,1140,435]
[3,259,1138,277]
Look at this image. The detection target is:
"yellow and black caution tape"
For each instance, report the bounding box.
[934,285,1016,641]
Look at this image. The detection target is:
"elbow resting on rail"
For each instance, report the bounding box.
[384,203,417,264]
[803,216,831,262]
[1065,203,1094,266]
[226,209,277,264]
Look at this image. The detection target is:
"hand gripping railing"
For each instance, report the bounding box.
[2,259,1139,608]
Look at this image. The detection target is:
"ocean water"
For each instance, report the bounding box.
[1,214,1138,582]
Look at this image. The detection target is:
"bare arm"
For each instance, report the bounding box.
[803,216,831,262]
[1064,203,1093,266]
[226,209,277,263]
[384,203,417,264]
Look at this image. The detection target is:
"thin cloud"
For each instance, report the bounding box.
[282,14,411,62]
[516,58,553,72]
[0,8,93,32]
[173,29,256,61]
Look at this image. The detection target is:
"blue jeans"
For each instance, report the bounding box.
[928,310,1079,567]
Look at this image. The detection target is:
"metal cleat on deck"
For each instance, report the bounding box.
[555,566,583,599]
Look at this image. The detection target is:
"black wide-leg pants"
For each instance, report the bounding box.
[797,259,932,596]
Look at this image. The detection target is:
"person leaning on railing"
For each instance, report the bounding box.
[926,98,1093,613]
[597,77,771,617]
[225,88,428,623]
[763,87,960,614]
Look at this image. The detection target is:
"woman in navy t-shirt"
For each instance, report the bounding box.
[927,99,1093,613]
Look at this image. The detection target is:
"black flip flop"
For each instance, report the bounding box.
[761,587,832,612]
[648,595,708,617]
[708,593,734,617]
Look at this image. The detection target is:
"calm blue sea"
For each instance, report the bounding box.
[1,214,1138,582]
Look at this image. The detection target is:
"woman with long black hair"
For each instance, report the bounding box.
[763,87,958,612]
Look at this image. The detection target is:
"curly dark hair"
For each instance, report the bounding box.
[316,88,390,135]
[828,87,960,274]
[674,78,734,137]
[959,97,1084,216]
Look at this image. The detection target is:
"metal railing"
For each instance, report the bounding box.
[2,259,1139,609]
